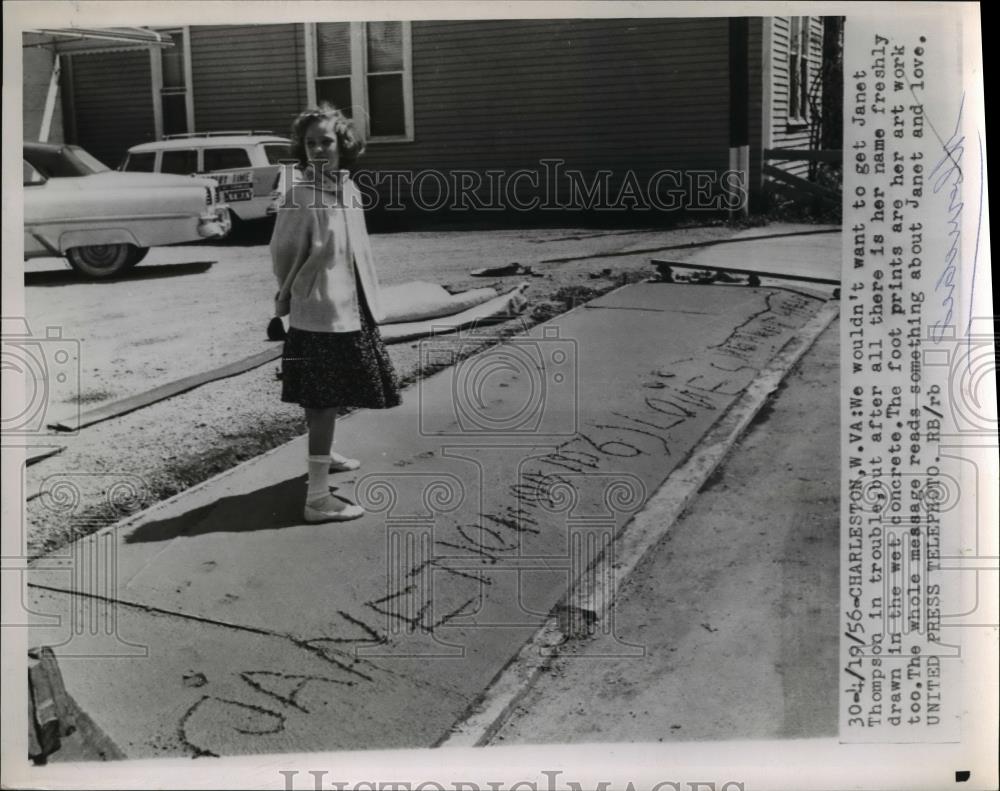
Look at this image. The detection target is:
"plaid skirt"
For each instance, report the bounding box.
[280,293,401,410]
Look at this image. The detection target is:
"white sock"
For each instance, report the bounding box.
[306,455,331,502]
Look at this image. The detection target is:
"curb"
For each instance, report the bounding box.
[437,299,841,748]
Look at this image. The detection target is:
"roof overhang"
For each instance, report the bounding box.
[23,27,174,56]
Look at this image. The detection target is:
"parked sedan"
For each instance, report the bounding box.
[23,142,231,278]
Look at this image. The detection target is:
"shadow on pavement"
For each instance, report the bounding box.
[25,261,216,287]
[123,474,321,543]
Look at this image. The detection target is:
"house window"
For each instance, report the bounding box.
[315,23,354,114]
[788,17,810,125]
[306,21,413,142]
[151,28,194,138]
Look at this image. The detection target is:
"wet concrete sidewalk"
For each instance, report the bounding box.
[490,318,841,745]
[25,231,841,759]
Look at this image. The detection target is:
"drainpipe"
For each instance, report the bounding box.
[39,52,61,143]
[728,17,750,219]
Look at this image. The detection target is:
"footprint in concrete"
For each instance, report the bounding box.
[182,670,207,688]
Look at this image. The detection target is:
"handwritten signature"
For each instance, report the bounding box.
[926,92,984,346]
[927,95,964,342]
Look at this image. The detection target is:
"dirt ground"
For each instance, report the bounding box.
[21,220,774,557]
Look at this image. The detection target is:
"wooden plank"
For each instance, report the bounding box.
[765,148,842,163]
[47,702,127,762]
[49,347,283,432]
[542,227,840,264]
[763,164,841,201]
[37,646,78,736]
[27,690,44,763]
[27,647,126,763]
[650,257,840,286]
[28,659,62,757]
[27,446,66,465]
[45,285,527,431]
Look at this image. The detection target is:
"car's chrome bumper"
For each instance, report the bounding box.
[265,191,281,216]
[198,207,231,239]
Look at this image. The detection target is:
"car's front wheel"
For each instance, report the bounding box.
[66,244,142,278]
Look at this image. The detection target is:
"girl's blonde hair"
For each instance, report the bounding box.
[289,104,365,170]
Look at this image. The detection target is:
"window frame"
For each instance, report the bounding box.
[304,21,414,144]
[150,27,195,139]
[123,151,157,173]
[263,142,293,164]
[202,146,254,172]
[787,16,810,127]
[24,160,47,186]
[160,148,199,175]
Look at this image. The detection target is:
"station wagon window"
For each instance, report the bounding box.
[161,149,198,175]
[264,143,292,164]
[788,17,810,125]
[203,148,252,171]
[124,152,156,173]
[306,21,414,142]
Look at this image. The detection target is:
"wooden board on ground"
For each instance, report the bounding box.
[47,284,530,433]
[26,446,66,465]
[48,347,283,432]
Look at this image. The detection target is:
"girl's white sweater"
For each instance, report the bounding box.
[270,171,385,333]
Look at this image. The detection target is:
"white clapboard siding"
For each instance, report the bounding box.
[768,16,825,180]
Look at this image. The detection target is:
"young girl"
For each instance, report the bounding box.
[271,105,401,523]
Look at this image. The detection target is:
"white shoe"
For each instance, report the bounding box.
[304,493,365,523]
[329,453,361,473]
